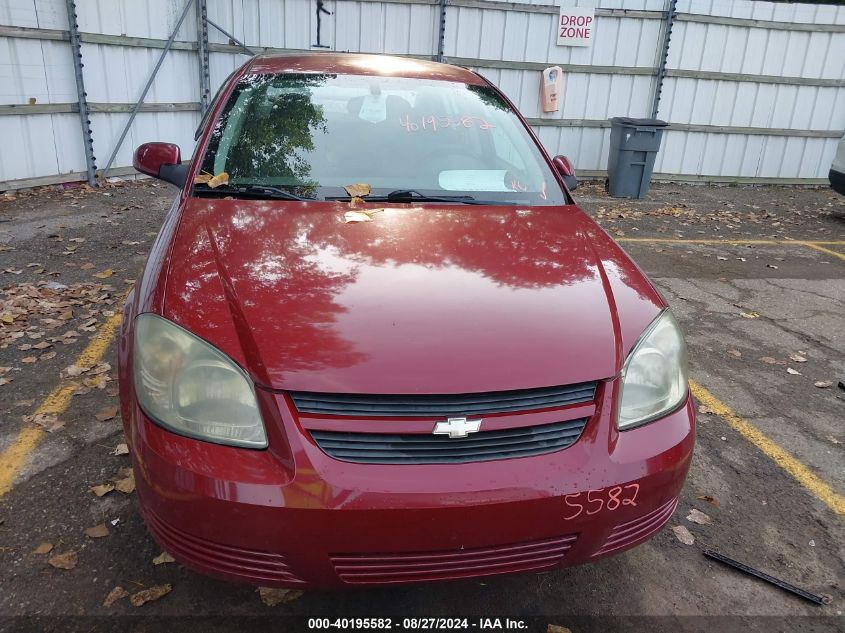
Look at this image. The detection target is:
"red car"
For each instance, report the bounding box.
[120,53,694,588]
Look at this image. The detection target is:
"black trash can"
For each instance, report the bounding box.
[607,117,668,198]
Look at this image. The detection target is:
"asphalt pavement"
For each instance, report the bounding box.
[0,179,842,632]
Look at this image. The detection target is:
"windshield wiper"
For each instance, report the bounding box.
[326,190,508,205]
[194,184,313,201]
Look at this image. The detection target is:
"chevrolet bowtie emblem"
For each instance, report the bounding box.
[433,417,482,439]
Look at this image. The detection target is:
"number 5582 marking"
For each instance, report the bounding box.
[562,484,639,520]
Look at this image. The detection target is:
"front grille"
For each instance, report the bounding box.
[594,497,678,557]
[290,382,597,417]
[310,418,587,464]
[331,534,577,584]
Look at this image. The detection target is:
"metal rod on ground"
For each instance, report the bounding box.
[436,0,448,62]
[65,0,97,186]
[650,0,677,118]
[101,0,195,179]
[196,0,211,114]
[204,17,257,56]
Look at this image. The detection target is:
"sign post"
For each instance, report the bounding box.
[557,7,595,47]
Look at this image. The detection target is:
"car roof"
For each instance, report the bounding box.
[245,52,487,85]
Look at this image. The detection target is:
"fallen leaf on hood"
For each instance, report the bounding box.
[786,367,802,375]
[740,311,759,319]
[93,269,114,279]
[112,443,129,456]
[207,172,229,189]
[153,551,176,566]
[344,211,373,223]
[348,196,365,207]
[815,381,833,389]
[258,587,304,606]
[48,550,78,570]
[671,525,695,545]
[788,352,807,363]
[129,584,172,607]
[95,406,118,422]
[84,524,110,538]
[112,468,135,494]
[33,542,53,554]
[344,183,370,197]
[90,483,115,497]
[103,586,129,608]
[686,509,713,525]
[194,172,213,184]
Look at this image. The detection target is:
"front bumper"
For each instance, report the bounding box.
[125,383,695,588]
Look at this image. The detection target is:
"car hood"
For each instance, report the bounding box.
[162,199,664,393]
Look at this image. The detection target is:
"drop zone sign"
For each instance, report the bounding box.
[557,7,595,47]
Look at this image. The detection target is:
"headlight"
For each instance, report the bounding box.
[133,313,267,448]
[617,310,688,430]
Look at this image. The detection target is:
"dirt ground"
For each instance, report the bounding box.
[0,179,842,632]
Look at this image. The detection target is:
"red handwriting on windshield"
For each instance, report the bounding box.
[562,483,640,520]
[399,115,495,132]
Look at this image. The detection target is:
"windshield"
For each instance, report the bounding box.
[197,73,567,205]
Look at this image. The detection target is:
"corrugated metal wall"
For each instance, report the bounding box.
[1,0,843,189]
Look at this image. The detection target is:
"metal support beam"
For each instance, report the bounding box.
[64,0,97,186]
[650,0,677,118]
[196,0,211,114]
[205,16,256,56]
[101,0,195,178]
[437,0,447,62]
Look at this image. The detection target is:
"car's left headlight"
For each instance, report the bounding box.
[133,313,267,448]
[617,310,688,430]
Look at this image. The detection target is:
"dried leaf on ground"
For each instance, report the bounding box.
[814,381,833,389]
[153,551,176,566]
[697,405,715,415]
[93,269,114,279]
[33,542,53,554]
[90,483,115,497]
[30,413,64,433]
[671,525,695,545]
[760,357,784,365]
[547,626,573,633]
[103,586,129,608]
[788,352,807,363]
[112,443,129,456]
[697,495,719,506]
[95,406,118,422]
[112,468,135,494]
[85,524,110,538]
[727,349,742,358]
[48,550,78,570]
[786,367,802,375]
[740,311,759,319]
[63,365,85,377]
[686,509,713,525]
[129,584,172,607]
[207,172,229,189]
[258,587,304,606]
[826,436,841,445]
[343,183,370,197]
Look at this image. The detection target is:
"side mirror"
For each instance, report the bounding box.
[133,142,188,188]
[552,155,578,192]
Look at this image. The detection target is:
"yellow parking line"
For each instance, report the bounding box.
[798,242,845,262]
[690,380,845,517]
[0,310,123,497]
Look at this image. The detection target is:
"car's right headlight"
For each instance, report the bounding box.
[617,309,688,430]
[133,313,267,448]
